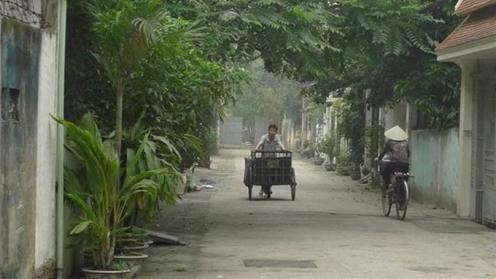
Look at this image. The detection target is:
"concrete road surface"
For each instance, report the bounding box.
[140,148,496,279]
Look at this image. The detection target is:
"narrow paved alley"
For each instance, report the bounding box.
[141,149,496,279]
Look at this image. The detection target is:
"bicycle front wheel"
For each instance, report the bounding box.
[395,179,409,220]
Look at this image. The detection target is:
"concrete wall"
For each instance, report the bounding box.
[219,116,243,146]
[34,24,57,277]
[382,102,407,131]
[409,128,459,211]
[0,18,41,278]
[281,118,294,149]
[0,0,59,277]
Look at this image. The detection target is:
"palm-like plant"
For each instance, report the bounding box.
[124,117,184,220]
[86,0,186,158]
[55,114,166,270]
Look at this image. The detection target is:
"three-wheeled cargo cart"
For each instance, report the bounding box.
[244,150,297,200]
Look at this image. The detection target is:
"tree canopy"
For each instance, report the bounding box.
[228,59,303,126]
[65,0,462,169]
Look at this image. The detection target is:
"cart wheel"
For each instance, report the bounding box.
[290,168,296,201]
[247,164,253,200]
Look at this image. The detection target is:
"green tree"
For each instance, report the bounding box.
[169,0,338,79]
[301,0,460,167]
[86,0,186,157]
[229,59,303,127]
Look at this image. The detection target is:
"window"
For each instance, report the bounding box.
[1,87,20,121]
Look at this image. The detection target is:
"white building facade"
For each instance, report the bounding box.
[437,0,496,223]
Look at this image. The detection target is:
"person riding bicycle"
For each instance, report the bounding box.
[378,125,410,193]
[255,124,285,196]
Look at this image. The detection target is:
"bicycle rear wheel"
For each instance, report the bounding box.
[395,180,409,220]
[381,184,392,216]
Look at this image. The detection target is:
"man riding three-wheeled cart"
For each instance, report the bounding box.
[244,124,297,200]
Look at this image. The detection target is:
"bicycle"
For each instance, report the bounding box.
[381,171,410,220]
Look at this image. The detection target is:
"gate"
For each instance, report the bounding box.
[474,75,496,227]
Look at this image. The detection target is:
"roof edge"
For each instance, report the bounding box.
[437,35,496,62]
[455,0,496,15]
[435,16,470,52]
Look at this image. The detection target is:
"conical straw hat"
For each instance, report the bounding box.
[384,125,408,141]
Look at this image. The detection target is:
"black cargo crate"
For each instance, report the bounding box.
[251,151,292,185]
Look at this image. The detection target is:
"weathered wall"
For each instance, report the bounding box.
[0,0,58,29]
[0,0,59,278]
[0,18,41,279]
[409,128,459,211]
[382,102,407,131]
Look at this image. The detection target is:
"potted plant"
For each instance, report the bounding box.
[313,155,325,165]
[114,252,148,278]
[123,116,183,226]
[56,115,164,278]
[324,158,335,171]
[320,134,336,171]
[336,150,352,176]
[113,228,151,278]
[114,227,151,277]
[199,127,217,168]
[350,167,362,180]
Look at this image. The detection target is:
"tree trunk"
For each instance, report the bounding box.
[115,79,124,158]
[301,96,307,153]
